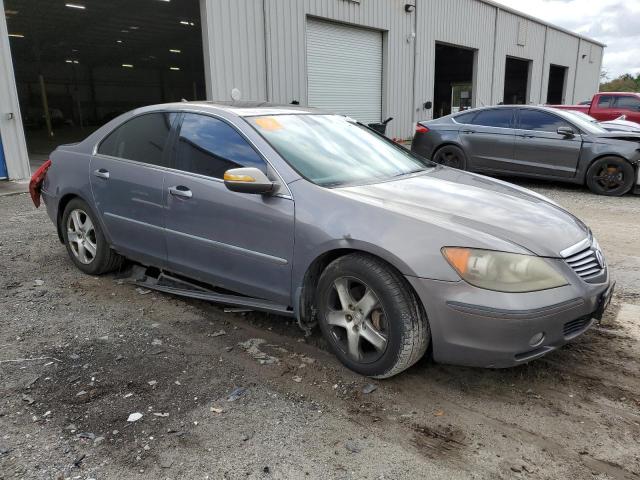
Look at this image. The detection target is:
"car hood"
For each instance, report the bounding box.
[594,131,640,142]
[335,167,588,257]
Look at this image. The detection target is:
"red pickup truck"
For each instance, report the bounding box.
[553,92,640,123]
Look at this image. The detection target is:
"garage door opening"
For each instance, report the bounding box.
[503,57,531,105]
[433,44,475,119]
[306,18,383,125]
[547,64,568,104]
[5,0,206,161]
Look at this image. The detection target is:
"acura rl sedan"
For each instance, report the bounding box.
[31,102,613,378]
[412,105,640,196]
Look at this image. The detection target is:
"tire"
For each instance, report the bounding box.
[316,253,430,378]
[585,157,635,196]
[433,145,467,170]
[61,198,123,275]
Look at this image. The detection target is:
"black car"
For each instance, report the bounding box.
[411,106,640,196]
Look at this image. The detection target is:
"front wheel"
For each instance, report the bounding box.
[585,157,635,196]
[316,254,430,378]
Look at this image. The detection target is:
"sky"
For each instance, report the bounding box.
[492,0,640,80]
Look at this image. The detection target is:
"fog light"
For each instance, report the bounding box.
[529,332,545,347]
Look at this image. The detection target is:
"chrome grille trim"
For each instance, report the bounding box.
[561,236,605,280]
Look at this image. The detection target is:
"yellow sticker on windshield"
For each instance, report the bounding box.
[255,116,283,131]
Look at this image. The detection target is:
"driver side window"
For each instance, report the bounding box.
[175,114,266,179]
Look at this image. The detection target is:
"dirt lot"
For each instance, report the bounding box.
[1,180,640,480]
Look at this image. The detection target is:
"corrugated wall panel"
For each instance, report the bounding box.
[541,29,580,104]
[414,0,497,121]
[574,42,603,104]
[201,0,267,102]
[264,0,414,139]
[493,10,547,104]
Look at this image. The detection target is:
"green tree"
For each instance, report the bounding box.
[600,73,639,92]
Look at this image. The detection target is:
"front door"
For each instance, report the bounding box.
[514,109,582,178]
[163,113,295,305]
[458,108,516,172]
[90,112,177,265]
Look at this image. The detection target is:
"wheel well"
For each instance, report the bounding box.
[583,155,635,184]
[298,249,423,331]
[55,193,81,243]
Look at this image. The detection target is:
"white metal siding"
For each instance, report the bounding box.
[306,19,382,124]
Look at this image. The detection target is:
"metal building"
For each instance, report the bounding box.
[0,0,604,181]
[203,0,604,140]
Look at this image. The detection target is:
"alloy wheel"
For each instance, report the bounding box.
[595,164,625,192]
[66,209,97,265]
[325,277,388,363]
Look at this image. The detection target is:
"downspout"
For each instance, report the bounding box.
[539,25,548,104]
[263,0,270,102]
[411,0,418,133]
[490,6,499,105]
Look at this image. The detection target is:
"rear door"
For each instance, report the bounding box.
[90,112,177,266]
[163,112,295,305]
[458,108,516,172]
[513,109,582,178]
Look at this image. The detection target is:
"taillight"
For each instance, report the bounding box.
[29,159,52,208]
[415,124,429,134]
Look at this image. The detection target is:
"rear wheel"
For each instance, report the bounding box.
[316,254,430,378]
[585,157,634,196]
[61,198,123,275]
[433,145,467,170]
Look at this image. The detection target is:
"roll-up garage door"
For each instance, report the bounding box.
[306,18,383,124]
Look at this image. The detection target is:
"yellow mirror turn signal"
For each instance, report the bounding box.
[223,172,256,183]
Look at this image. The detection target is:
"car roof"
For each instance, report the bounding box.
[135,100,322,117]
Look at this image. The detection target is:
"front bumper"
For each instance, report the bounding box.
[407,262,611,368]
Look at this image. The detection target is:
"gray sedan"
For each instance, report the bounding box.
[412,105,640,196]
[31,102,613,377]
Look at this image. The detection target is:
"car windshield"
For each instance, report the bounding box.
[559,110,608,134]
[247,114,431,187]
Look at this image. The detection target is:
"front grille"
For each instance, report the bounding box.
[561,237,605,280]
[563,316,591,337]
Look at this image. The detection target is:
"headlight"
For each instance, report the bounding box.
[441,247,568,293]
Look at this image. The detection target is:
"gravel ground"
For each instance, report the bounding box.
[1,180,639,480]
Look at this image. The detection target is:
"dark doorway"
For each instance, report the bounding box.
[434,44,475,118]
[503,57,530,105]
[547,64,568,104]
[5,0,206,158]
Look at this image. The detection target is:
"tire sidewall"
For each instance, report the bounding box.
[61,198,109,275]
[586,157,634,196]
[434,145,466,170]
[316,258,411,377]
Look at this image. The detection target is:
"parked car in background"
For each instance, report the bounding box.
[552,92,640,123]
[30,102,613,377]
[412,105,640,196]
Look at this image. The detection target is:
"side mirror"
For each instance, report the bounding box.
[223,167,274,195]
[557,126,575,137]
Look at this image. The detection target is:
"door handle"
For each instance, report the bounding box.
[461,130,475,134]
[93,168,110,179]
[168,185,193,199]
[518,134,534,138]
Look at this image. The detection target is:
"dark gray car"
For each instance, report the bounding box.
[412,105,640,196]
[32,102,613,378]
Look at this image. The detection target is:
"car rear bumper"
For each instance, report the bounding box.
[406,270,611,368]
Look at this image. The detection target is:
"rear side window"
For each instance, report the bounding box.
[470,109,513,128]
[454,111,477,124]
[597,95,612,108]
[614,96,640,110]
[98,112,176,167]
[176,113,266,179]
[518,110,572,132]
